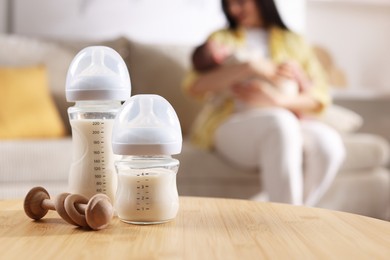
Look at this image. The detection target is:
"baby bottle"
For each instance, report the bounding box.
[112,94,182,224]
[66,46,131,202]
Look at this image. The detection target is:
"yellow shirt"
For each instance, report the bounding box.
[183,27,329,150]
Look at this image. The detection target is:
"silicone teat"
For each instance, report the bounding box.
[81,48,115,77]
[66,46,131,102]
[112,94,182,155]
[130,96,160,127]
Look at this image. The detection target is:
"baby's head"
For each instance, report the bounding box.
[192,40,231,72]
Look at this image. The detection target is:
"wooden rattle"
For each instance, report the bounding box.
[64,193,113,230]
[24,186,113,230]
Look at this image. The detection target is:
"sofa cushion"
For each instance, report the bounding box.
[0,138,72,182]
[340,133,390,171]
[175,139,259,199]
[0,35,134,135]
[319,104,363,133]
[318,167,390,220]
[0,65,66,138]
[0,34,76,134]
[177,135,389,185]
[176,140,390,219]
[0,181,69,200]
[126,40,201,135]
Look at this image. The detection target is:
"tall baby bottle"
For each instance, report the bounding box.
[66,46,131,202]
[112,95,182,224]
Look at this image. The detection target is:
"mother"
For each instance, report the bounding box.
[183,0,345,206]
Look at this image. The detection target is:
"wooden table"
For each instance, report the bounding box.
[0,197,389,259]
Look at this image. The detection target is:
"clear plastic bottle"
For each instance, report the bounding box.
[66,46,131,202]
[112,95,182,224]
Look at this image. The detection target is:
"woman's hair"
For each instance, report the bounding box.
[222,0,287,30]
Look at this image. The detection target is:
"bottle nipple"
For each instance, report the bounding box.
[112,94,182,156]
[65,46,131,102]
[130,96,160,127]
[80,48,115,77]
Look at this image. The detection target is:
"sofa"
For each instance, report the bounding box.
[0,34,389,220]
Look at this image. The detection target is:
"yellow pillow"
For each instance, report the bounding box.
[0,66,66,139]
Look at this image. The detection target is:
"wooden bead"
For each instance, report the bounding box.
[54,193,78,226]
[24,186,51,220]
[64,194,89,228]
[85,194,113,230]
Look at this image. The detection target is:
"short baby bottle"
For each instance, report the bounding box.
[66,46,131,202]
[112,94,182,224]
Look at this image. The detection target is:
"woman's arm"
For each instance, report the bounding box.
[280,92,322,113]
[267,28,330,114]
[232,79,321,114]
[188,64,246,97]
[188,60,276,97]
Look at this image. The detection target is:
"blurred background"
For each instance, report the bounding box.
[1,0,390,92]
[1,0,390,219]
[2,0,390,140]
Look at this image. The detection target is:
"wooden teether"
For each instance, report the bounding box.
[65,193,113,230]
[24,187,113,230]
[24,187,84,221]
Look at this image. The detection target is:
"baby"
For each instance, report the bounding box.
[192,39,299,110]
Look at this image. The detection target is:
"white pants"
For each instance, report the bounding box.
[214,108,346,206]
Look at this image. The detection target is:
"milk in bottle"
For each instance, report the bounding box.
[66,46,131,202]
[112,95,182,224]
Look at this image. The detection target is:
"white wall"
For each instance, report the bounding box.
[307,1,390,91]
[12,0,226,45]
[7,0,390,91]
[0,0,7,33]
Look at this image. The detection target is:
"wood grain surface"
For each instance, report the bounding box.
[0,197,389,259]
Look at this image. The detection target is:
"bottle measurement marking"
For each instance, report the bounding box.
[92,120,107,195]
[136,172,151,211]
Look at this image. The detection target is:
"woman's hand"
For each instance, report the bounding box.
[276,61,312,91]
[232,79,286,108]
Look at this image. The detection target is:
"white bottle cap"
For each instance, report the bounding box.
[66,46,131,101]
[112,94,182,155]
